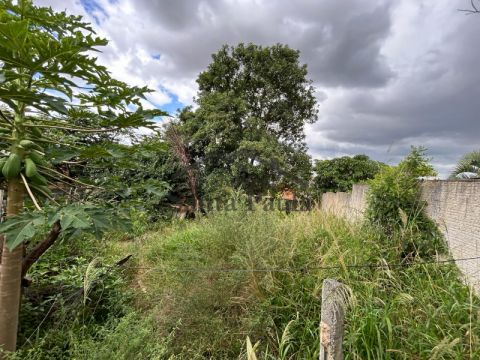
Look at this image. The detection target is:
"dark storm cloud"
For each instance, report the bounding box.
[305,3,395,87]
[39,0,480,176]
[304,1,480,176]
[314,9,480,146]
[134,0,395,87]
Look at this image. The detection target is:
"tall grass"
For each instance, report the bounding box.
[128,208,480,359]
[14,208,480,359]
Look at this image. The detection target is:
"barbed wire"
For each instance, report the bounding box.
[123,255,480,273]
[21,254,480,347]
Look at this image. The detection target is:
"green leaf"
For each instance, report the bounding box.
[144,180,171,197]
[0,19,29,53]
[49,206,91,231]
[47,147,80,164]
[0,213,46,250]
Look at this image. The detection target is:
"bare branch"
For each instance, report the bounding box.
[20,173,42,211]
[165,125,201,211]
[459,0,480,14]
[22,221,61,277]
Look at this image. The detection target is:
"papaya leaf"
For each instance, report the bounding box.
[48,205,92,231]
[47,147,80,164]
[0,213,46,250]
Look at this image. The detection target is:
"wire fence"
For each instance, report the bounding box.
[121,255,480,273]
[21,254,480,347]
[30,254,480,273]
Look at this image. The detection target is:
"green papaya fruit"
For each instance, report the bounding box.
[24,157,38,178]
[30,173,48,186]
[28,151,47,166]
[2,153,21,179]
[30,127,42,138]
[19,139,34,148]
[19,139,43,152]
[0,158,7,174]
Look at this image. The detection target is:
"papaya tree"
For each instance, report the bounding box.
[0,0,165,355]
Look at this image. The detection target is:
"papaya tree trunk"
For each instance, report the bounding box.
[0,179,24,356]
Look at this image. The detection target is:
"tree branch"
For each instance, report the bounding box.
[0,109,13,125]
[23,123,121,133]
[22,220,61,277]
[459,0,480,13]
[20,173,42,211]
[166,125,201,211]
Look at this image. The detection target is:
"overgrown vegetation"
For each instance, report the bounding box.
[1,1,478,358]
[11,209,480,359]
[366,147,443,258]
[174,43,317,197]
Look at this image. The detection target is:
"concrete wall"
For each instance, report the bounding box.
[320,184,369,221]
[421,180,480,292]
[321,180,480,292]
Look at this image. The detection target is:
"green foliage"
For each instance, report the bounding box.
[0,0,166,247]
[68,313,173,360]
[0,204,131,250]
[75,136,190,220]
[197,43,318,144]
[313,154,384,194]
[115,210,480,358]
[176,43,317,196]
[366,147,442,257]
[450,150,480,178]
[11,235,138,360]
[13,209,480,359]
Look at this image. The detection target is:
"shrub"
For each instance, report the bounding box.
[366,147,443,257]
[132,208,479,359]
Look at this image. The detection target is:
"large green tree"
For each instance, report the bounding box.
[0,1,163,355]
[176,43,318,196]
[313,154,384,194]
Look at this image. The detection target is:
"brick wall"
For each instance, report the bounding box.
[321,180,480,292]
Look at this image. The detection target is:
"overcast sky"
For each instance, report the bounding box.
[39,0,480,177]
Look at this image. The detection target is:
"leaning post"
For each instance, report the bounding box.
[319,279,346,360]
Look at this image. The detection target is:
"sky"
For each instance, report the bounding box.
[37,0,480,177]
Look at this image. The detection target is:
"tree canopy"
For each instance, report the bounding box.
[313,154,384,194]
[176,43,318,196]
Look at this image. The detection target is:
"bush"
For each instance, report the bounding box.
[366,147,443,257]
[12,234,138,360]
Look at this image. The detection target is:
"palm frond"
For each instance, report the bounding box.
[451,150,480,178]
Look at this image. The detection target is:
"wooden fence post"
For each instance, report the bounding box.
[319,279,345,360]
